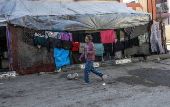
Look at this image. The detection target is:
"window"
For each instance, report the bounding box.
[156,2,168,13]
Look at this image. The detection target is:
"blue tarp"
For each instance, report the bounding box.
[54,48,70,70]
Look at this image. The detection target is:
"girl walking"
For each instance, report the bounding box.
[79,35,104,85]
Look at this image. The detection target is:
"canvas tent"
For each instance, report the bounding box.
[0,1,151,30]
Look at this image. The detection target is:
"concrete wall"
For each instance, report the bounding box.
[167,0,170,13]
[163,18,169,26]
[139,0,148,12]
[157,18,169,26]
[122,0,148,12]
[165,25,170,41]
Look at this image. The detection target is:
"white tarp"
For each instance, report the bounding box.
[0,0,8,26]
[0,16,7,26]
[0,1,151,30]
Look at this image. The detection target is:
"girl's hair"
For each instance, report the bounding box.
[86,35,93,41]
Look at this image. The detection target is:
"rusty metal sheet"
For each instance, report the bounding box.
[9,25,55,74]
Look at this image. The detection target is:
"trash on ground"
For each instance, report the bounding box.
[157,58,161,61]
[0,71,17,79]
[67,73,79,80]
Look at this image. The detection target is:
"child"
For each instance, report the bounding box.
[79,35,104,85]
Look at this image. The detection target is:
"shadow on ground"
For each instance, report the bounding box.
[116,68,170,87]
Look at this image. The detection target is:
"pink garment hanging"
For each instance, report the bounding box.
[100,30,115,43]
[60,33,72,41]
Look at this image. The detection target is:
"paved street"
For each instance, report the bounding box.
[1,59,170,107]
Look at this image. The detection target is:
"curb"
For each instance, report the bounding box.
[61,60,115,72]
[61,57,144,72]
[146,54,170,61]
[30,54,170,74]
[61,54,170,72]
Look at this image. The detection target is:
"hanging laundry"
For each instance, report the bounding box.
[79,43,85,53]
[54,48,70,70]
[157,30,165,53]
[85,32,101,43]
[103,52,114,61]
[103,43,114,56]
[47,37,62,52]
[129,37,140,47]
[121,27,135,38]
[72,33,80,42]
[160,22,167,52]
[72,42,80,51]
[138,32,149,46]
[95,56,103,62]
[69,51,74,65]
[33,33,47,48]
[114,41,125,52]
[114,30,118,41]
[61,40,72,50]
[115,29,121,42]
[60,33,72,41]
[72,33,87,42]
[100,30,115,43]
[45,31,61,38]
[72,32,101,43]
[121,27,135,49]
[78,34,86,43]
[159,23,165,47]
[94,43,104,56]
[124,36,139,49]
[72,51,86,64]
[6,26,12,67]
[51,31,67,33]
[150,21,165,54]
[103,43,115,61]
[120,30,125,38]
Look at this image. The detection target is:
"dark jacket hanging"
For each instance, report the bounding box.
[62,40,72,50]
[47,37,62,52]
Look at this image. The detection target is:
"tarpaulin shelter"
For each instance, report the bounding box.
[0,1,152,74]
[0,0,8,26]
[0,1,151,30]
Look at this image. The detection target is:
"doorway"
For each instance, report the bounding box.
[0,26,9,72]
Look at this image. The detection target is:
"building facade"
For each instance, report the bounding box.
[120,0,156,19]
[156,0,169,25]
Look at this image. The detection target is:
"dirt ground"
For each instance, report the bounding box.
[1,59,170,107]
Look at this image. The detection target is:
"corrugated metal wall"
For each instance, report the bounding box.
[9,25,56,74]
